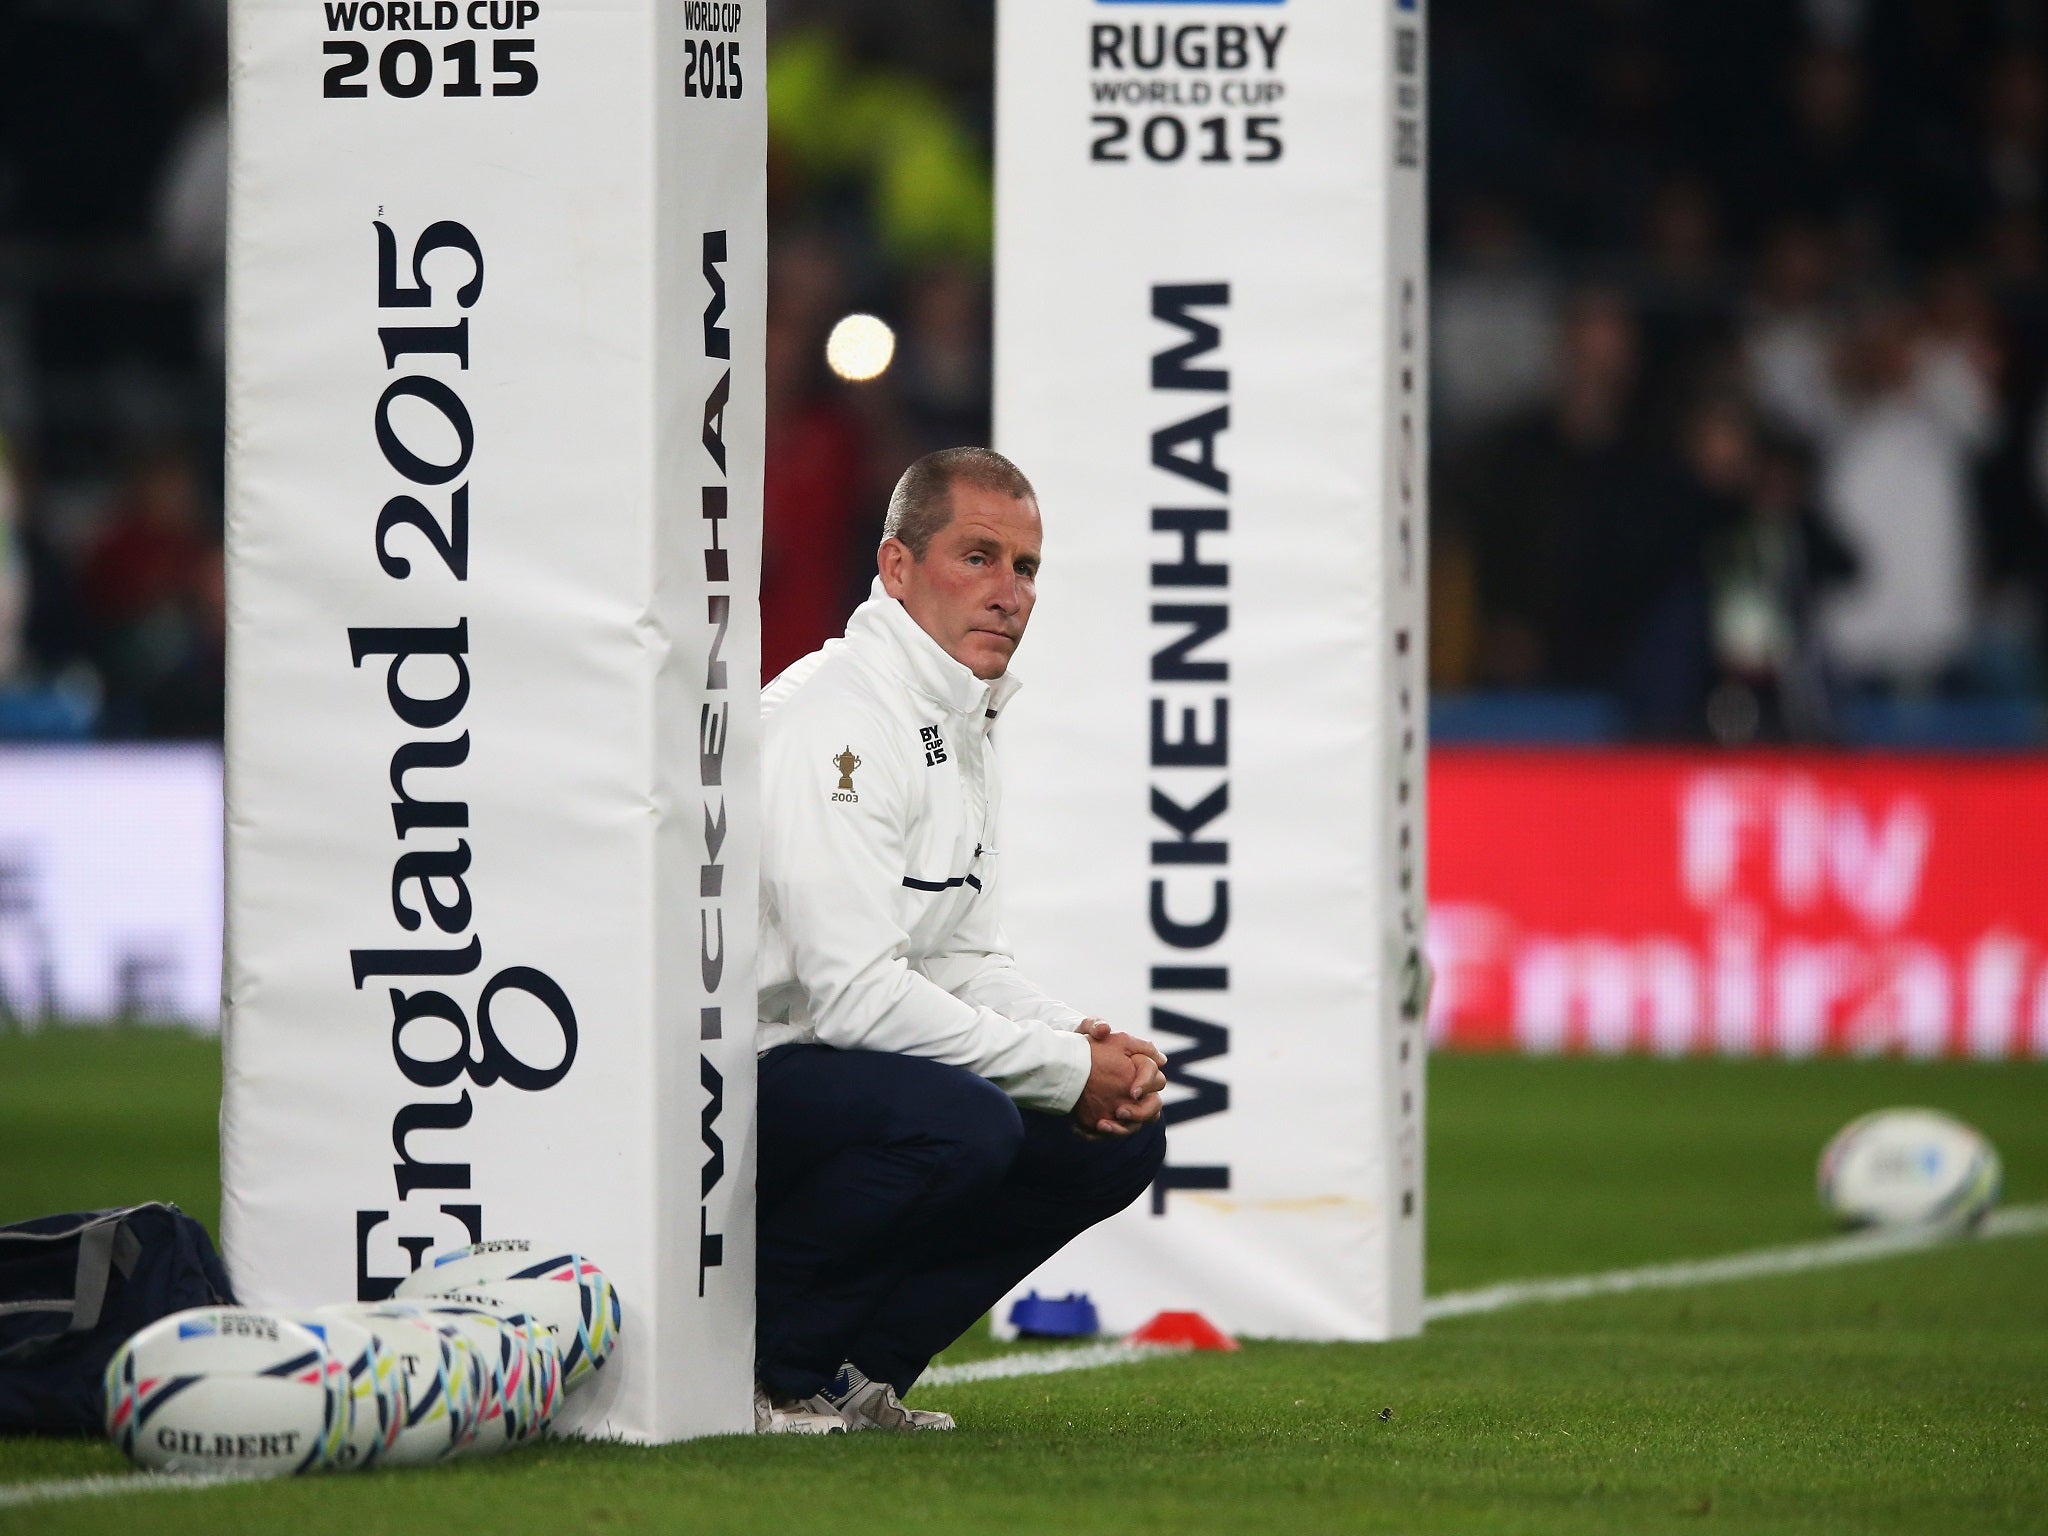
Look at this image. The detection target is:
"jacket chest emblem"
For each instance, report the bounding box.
[831,746,861,802]
[919,725,949,767]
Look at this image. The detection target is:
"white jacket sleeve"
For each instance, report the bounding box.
[761,701,1091,1113]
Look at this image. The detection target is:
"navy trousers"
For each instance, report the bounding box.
[755,1043,1166,1399]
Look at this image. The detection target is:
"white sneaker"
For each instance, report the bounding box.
[754,1382,847,1435]
[825,1363,956,1433]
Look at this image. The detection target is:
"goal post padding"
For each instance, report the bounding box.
[991,0,1429,1340]
[222,0,764,1441]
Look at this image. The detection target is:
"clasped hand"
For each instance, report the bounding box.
[1069,1019,1169,1138]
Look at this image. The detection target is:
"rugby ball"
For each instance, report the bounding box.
[1818,1108,2002,1228]
[397,1240,621,1391]
[420,1296,558,1451]
[104,1308,346,1477]
[280,1312,401,1471]
[333,1304,486,1466]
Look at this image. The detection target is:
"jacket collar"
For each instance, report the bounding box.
[845,579,1023,722]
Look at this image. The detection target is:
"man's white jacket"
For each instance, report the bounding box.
[756,583,1092,1113]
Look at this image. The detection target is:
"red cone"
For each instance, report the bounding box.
[1124,1310,1240,1351]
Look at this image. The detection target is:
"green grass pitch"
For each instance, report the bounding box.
[2,1028,2044,1534]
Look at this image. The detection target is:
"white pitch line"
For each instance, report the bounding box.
[918,1204,2048,1388]
[922,1340,1167,1386]
[0,1472,233,1510]
[1424,1202,2048,1322]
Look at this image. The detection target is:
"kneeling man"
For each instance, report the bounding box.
[754,447,1168,1434]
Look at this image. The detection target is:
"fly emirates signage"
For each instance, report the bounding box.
[1429,753,2048,1060]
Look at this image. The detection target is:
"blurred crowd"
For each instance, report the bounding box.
[0,0,228,738]
[756,1,999,676]
[1433,0,2048,740]
[6,1,2048,741]
[0,0,993,725]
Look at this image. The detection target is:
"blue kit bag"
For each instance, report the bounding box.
[0,1203,235,1435]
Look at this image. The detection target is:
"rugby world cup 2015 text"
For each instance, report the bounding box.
[323,3,539,101]
[682,2,747,100]
[1147,283,1233,1214]
[349,219,580,1300]
[1089,21,1286,167]
[321,3,749,103]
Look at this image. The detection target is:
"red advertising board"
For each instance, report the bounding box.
[1428,751,2048,1058]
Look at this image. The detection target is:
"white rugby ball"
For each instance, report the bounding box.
[397,1240,621,1392]
[1818,1108,2002,1228]
[333,1304,487,1466]
[283,1311,402,1470]
[103,1308,346,1477]
[420,1297,557,1451]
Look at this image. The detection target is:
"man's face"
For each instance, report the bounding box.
[878,482,1041,680]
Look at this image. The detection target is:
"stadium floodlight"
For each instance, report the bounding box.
[825,314,896,381]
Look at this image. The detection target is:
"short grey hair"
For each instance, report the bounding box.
[881,447,1037,559]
